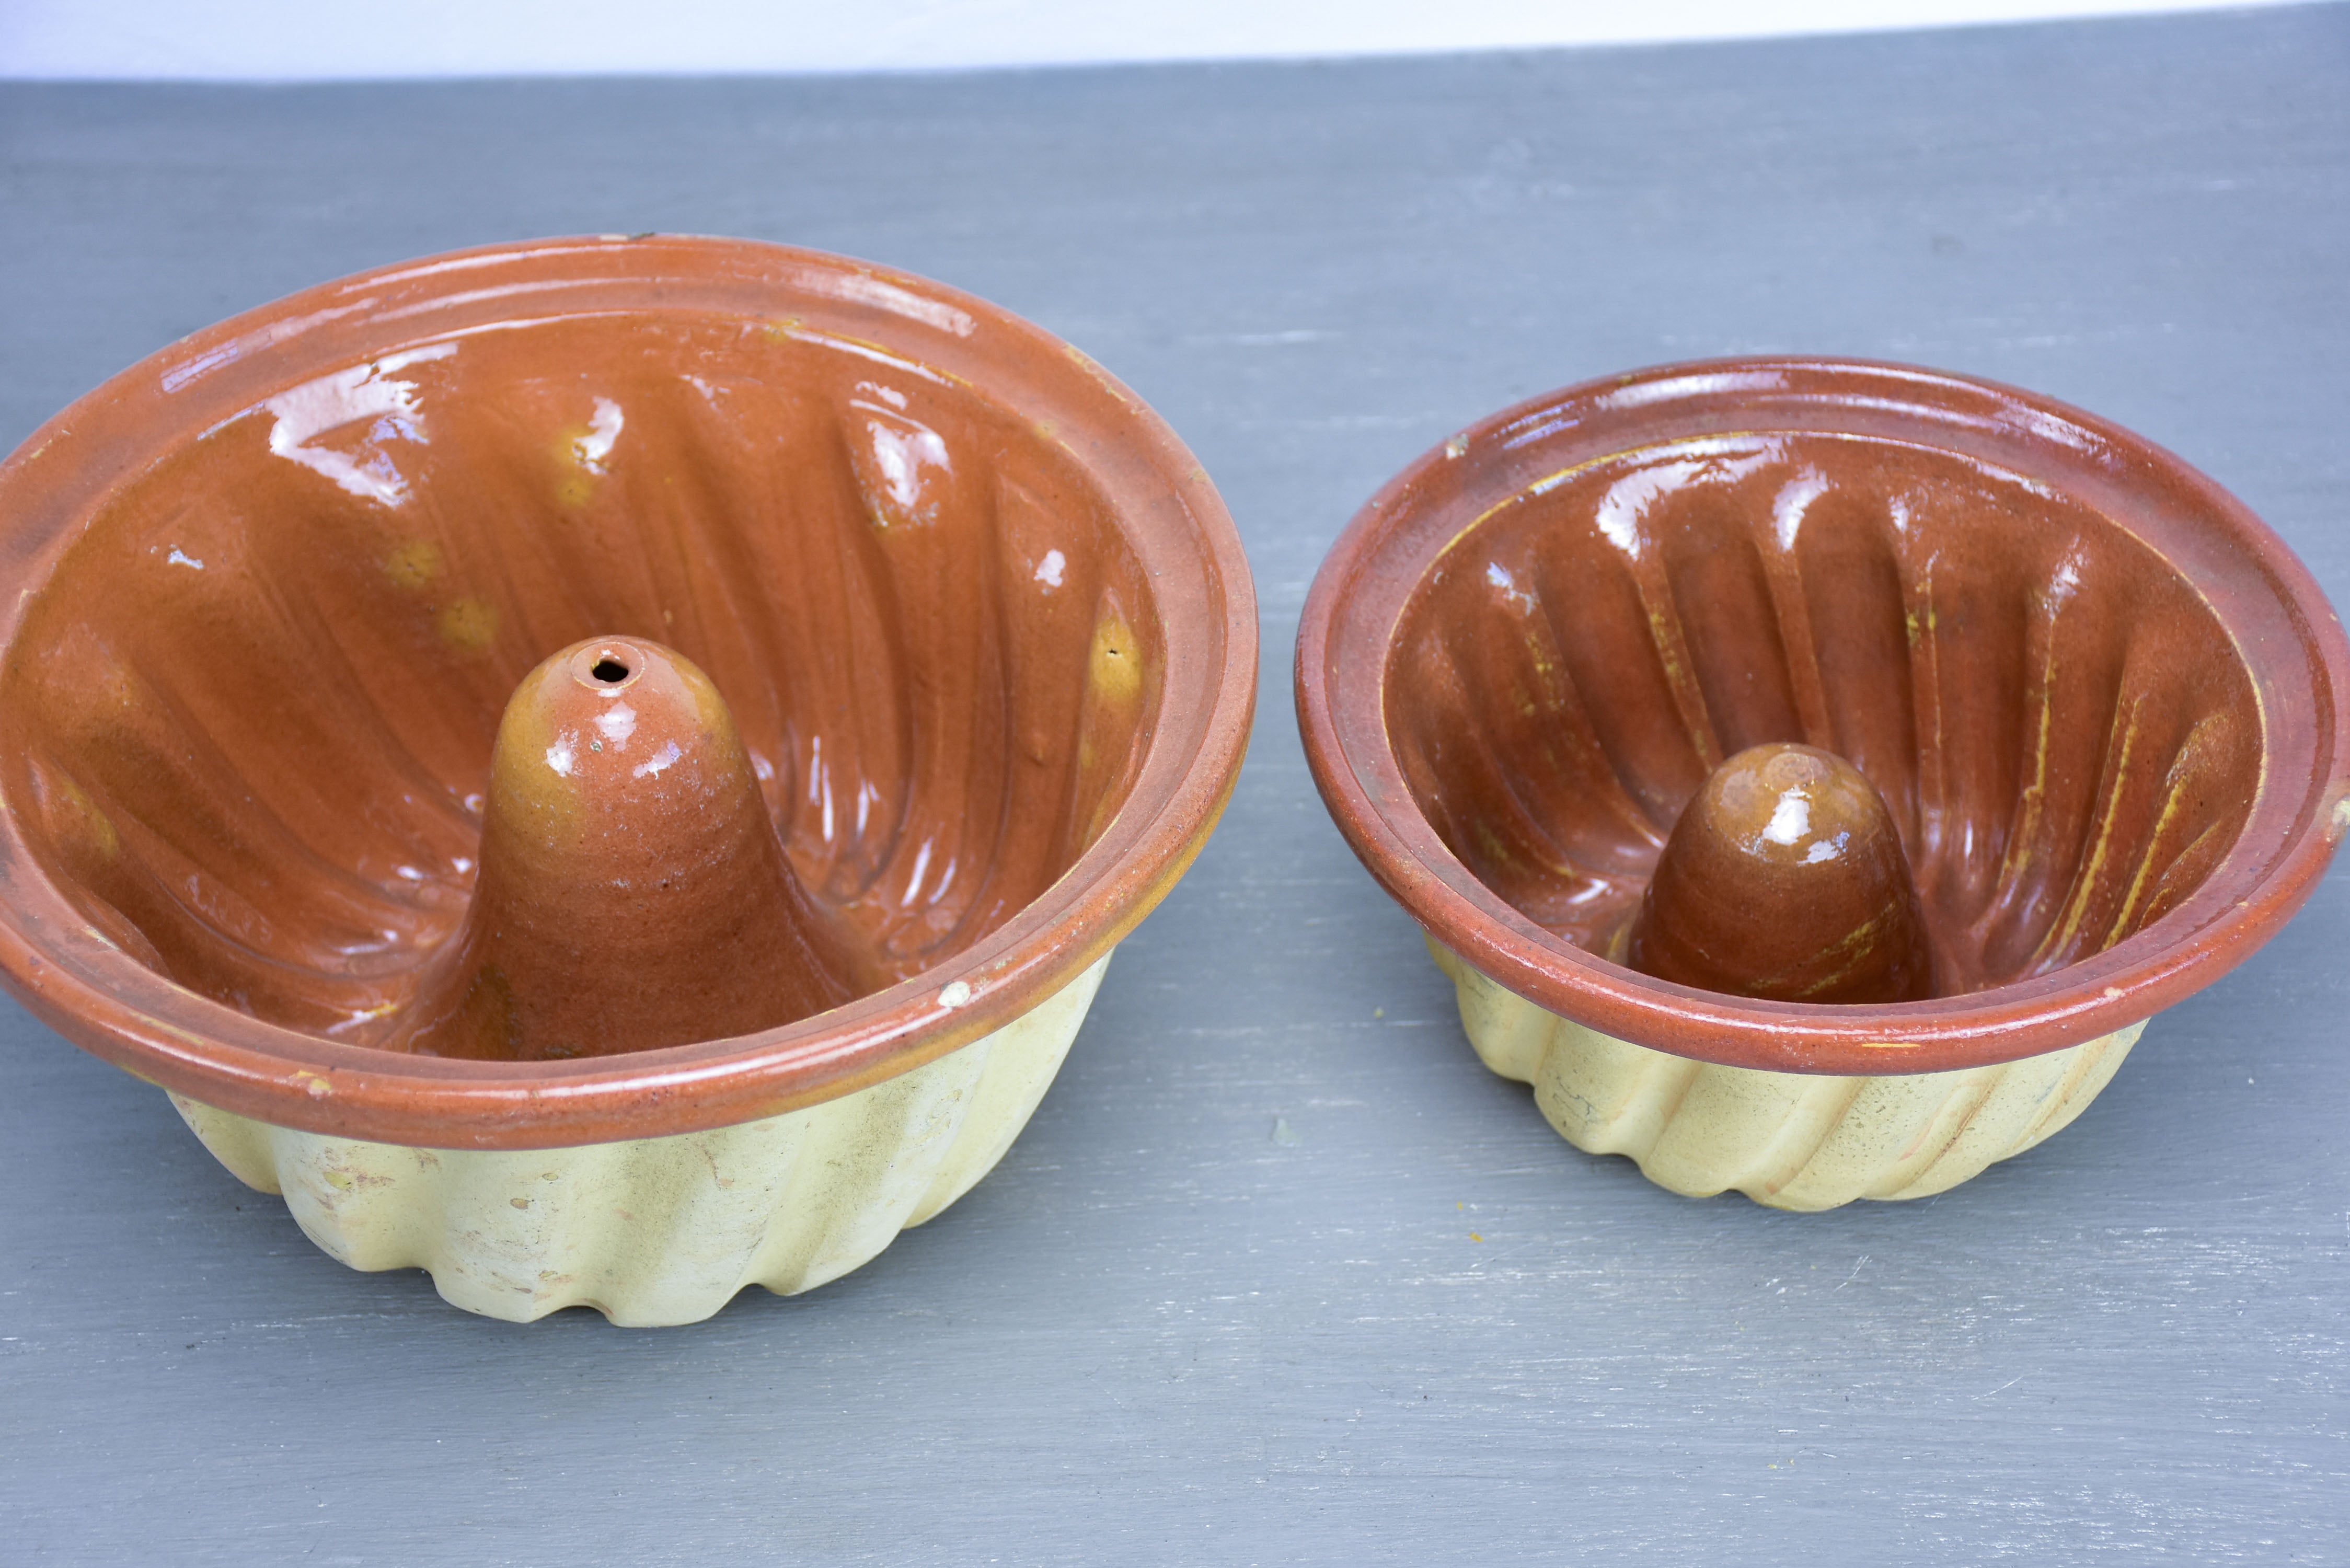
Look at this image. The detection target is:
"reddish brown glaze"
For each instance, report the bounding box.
[4,293,1159,1040]
[0,236,1257,1146]
[1623,743,1932,1005]
[392,638,855,1060]
[1296,359,2350,1075]
[1385,428,2262,997]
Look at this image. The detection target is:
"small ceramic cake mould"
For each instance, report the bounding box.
[0,235,1256,1322]
[1297,358,2349,1209]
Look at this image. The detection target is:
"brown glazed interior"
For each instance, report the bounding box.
[1297,359,2350,1075]
[0,236,1256,1146]
[1621,743,1935,1006]
[385,636,860,1060]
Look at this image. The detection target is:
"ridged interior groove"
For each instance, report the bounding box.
[1386,432,2260,997]
[0,314,1162,1040]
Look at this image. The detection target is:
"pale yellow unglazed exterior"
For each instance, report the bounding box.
[171,957,1108,1325]
[1430,940,2139,1211]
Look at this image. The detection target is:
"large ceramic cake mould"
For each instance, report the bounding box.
[1296,358,2349,1209]
[0,236,1257,1323]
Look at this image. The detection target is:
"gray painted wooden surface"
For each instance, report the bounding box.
[4,7,2347,1561]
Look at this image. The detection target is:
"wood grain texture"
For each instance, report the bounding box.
[2,6,2347,1562]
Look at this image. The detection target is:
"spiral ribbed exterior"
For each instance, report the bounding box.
[171,956,1106,1325]
[1431,941,2137,1210]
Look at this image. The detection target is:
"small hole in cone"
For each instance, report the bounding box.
[590,657,630,683]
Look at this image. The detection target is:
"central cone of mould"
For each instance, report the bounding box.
[1624,743,1933,1005]
[390,637,853,1060]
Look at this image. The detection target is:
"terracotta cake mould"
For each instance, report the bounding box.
[0,235,1257,1321]
[1296,357,2349,1209]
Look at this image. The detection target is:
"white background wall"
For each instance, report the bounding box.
[0,0,2290,78]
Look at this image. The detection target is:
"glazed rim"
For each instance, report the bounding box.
[0,235,1258,1148]
[1296,357,2350,1076]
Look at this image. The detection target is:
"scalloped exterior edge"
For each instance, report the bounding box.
[1428,939,2140,1211]
[168,955,1109,1325]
